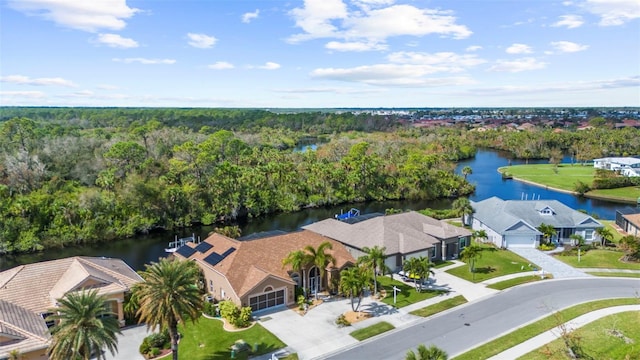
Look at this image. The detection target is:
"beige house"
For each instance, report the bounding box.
[303,211,472,272]
[0,257,142,360]
[173,230,355,312]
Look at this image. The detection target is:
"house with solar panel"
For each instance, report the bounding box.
[172,231,355,313]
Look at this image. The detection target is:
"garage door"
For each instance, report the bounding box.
[249,289,285,312]
[506,235,534,248]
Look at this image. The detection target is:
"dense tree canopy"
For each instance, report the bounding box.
[1,107,638,255]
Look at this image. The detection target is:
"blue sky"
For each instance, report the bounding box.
[1,0,639,108]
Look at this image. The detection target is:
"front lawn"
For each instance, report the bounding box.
[446,245,535,283]
[588,187,640,204]
[586,272,640,278]
[600,220,625,243]
[178,317,286,360]
[378,276,447,308]
[522,311,640,359]
[487,275,551,290]
[409,295,467,317]
[454,298,639,360]
[553,249,640,270]
[350,321,395,341]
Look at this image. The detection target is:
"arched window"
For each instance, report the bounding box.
[264,286,273,293]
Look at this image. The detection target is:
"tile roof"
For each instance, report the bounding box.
[0,257,143,315]
[623,213,640,229]
[302,211,471,255]
[0,300,50,358]
[471,196,603,234]
[174,230,355,299]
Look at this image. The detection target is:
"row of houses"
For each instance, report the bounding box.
[593,157,640,177]
[3,196,636,359]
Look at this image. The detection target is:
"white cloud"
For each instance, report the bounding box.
[581,0,640,26]
[488,57,547,72]
[310,51,484,86]
[287,1,471,46]
[466,45,483,52]
[97,84,119,90]
[325,41,387,52]
[0,90,46,98]
[187,33,217,48]
[208,61,234,70]
[467,75,640,96]
[551,14,584,28]
[8,0,139,32]
[550,41,589,53]
[96,33,138,48]
[506,43,533,54]
[259,62,281,70]
[242,9,259,23]
[112,58,176,64]
[1,74,77,87]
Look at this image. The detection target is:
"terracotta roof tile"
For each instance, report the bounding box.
[0,300,50,358]
[175,230,355,298]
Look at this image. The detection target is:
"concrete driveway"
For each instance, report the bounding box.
[508,247,590,278]
[103,325,152,360]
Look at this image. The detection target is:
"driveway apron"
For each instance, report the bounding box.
[508,248,590,278]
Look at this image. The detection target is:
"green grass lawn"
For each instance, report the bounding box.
[454,298,639,360]
[499,164,594,192]
[499,163,640,203]
[487,275,551,290]
[378,276,447,308]
[521,311,640,360]
[178,317,286,360]
[600,220,624,242]
[586,272,640,278]
[553,249,640,270]
[409,295,467,317]
[446,245,535,283]
[349,321,395,341]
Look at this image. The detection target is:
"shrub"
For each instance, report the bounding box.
[203,301,217,316]
[139,339,151,356]
[335,314,351,327]
[574,180,590,195]
[150,347,161,357]
[297,295,307,310]
[538,243,556,251]
[238,306,253,328]
[219,300,253,328]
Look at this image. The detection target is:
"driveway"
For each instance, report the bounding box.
[508,247,590,278]
[103,325,152,360]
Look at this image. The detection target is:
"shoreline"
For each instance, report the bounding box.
[497,169,637,205]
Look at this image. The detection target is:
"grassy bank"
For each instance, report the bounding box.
[498,164,640,204]
[446,244,534,283]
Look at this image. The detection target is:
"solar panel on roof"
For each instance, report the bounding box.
[203,252,224,266]
[222,247,236,257]
[175,246,196,258]
[194,242,213,253]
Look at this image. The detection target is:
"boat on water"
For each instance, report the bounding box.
[165,234,197,253]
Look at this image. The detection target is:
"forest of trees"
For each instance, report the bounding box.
[1,107,639,255]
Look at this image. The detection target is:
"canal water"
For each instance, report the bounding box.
[0,150,629,271]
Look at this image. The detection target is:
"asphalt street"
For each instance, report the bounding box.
[322,278,640,360]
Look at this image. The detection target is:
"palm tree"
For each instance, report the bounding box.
[595,227,613,247]
[461,166,472,179]
[452,197,473,226]
[406,344,448,360]
[403,257,434,292]
[133,258,203,360]
[338,265,371,312]
[569,233,585,247]
[304,241,337,299]
[460,243,483,279]
[283,249,311,297]
[537,223,556,246]
[47,290,121,360]
[472,229,488,243]
[360,245,388,297]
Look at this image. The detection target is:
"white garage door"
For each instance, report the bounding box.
[506,235,534,248]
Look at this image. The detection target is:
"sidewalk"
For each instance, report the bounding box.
[487,305,640,359]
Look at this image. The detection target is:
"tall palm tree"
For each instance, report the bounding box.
[47,290,121,360]
[452,197,473,226]
[133,258,203,360]
[472,230,488,243]
[537,223,556,245]
[460,243,483,279]
[595,227,613,247]
[406,344,448,360]
[360,245,388,297]
[338,265,371,312]
[283,249,311,297]
[304,241,337,299]
[403,257,434,292]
